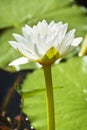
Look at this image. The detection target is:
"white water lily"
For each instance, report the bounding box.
[8,19,83,130]
[9,19,82,66]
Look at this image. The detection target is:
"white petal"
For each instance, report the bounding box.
[12,33,26,43]
[51,21,63,32]
[60,45,74,56]
[24,25,35,39]
[23,25,34,39]
[48,22,65,47]
[22,26,31,38]
[24,25,32,32]
[9,41,19,49]
[12,33,36,54]
[48,20,55,28]
[22,27,28,38]
[60,38,82,56]
[42,19,48,25]
[18,47,39,60]
[32,25,38,33]
[32,25,39,41]
[12,33,29,49]
[34,44,44,57]
[37,34,49,52]
[9,57,29,66]
[61,23,68,38]
[37,19,48,36]
[53,23,68,47]
[47,31,57,42]
[22,28,35,50]
[71,37,83,46]
[58,29,76,54]
[63,29,76,45]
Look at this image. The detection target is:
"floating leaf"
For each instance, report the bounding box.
[23,57,87,130]
[0,0,70,29]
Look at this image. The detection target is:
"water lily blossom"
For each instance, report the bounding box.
[9,19,82,66]
[9,20,83,130]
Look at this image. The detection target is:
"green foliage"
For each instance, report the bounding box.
[0,0,70,28]
[23,57,87,130]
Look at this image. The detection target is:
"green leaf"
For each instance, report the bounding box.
[22,57,87,130]
[0,0,69,29]
[0,0,47,28]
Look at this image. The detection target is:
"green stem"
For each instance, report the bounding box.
[43,65,55,130]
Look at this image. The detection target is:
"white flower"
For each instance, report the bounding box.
[9,19,82,66]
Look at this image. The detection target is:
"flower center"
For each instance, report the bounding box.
[38,47,60,66]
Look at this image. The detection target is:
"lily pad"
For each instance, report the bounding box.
[22,57,87,130]
[0,0,71,29]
